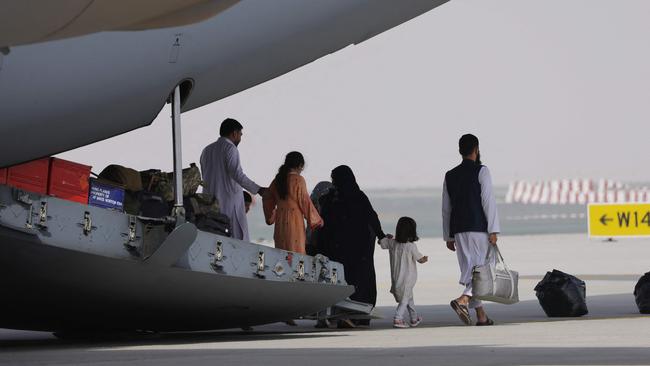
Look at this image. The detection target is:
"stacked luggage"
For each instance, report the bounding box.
[535,269,588,317]
[634,272,650,314]
[2,157,231,237]
[99,163,231,237]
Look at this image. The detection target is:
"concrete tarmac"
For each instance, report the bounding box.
[1,234,649,365]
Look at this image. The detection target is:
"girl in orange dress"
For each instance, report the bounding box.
[263,151,323,254]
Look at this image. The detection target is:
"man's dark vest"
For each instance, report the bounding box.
[445,159,488,236]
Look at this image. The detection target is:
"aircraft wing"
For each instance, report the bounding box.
[0,0,240,48]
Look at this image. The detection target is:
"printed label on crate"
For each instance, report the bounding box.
[89,183,124,210]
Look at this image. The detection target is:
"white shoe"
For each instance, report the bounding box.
[393,319,408,328]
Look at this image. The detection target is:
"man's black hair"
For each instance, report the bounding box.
[220,118,243,137]
[459,134,479,157]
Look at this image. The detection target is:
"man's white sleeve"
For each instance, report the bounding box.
[442,179,453,242]
[226,147,260,194]
[479,166,500,234]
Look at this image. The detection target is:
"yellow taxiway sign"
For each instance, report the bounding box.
[588,203,650,237]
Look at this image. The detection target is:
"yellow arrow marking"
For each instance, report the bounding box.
[588,203,650,237]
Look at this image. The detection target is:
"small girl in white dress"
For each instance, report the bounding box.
[379,217,428,328]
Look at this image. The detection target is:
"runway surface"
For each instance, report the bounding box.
[1,234,649,365]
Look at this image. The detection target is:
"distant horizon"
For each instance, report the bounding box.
[357,180,650,192]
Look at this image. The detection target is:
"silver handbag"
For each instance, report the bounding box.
[471,245,519,304]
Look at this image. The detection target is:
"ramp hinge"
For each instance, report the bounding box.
[122,216,142,255]
[296,260,305,281]
[127,216,137,242]
[82,211,93,236]
[38,201,48,227]
[214,241,223,262]
[25,204,33,229]
[210,240,226,273]
[253,251,267,278]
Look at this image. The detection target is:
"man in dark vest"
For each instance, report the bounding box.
[442,134,500,326]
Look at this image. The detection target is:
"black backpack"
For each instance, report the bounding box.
[183,194,231,237]
[195,213,231,237]
[139,192,170,218]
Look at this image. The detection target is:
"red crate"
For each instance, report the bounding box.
[47,158,91,204]
[0,168,6,185]
[7,158,51,194]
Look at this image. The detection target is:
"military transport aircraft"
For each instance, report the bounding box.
[0,0,449,334]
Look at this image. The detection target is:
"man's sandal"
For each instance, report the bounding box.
[450,299,472,326]
[476,318,495,326]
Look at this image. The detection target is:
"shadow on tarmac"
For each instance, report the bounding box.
[0,294,650,366]
[1,344,650,366]
[0,294,645,345]
[77,345,650,366]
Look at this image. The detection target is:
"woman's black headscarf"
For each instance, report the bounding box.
[331,165,361,198]
[325,165,385,241]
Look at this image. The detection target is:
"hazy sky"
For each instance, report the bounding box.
[60,0,650,189]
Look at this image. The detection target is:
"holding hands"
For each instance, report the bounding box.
[382,233,428,264]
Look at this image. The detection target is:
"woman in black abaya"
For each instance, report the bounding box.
[317,165,385,327]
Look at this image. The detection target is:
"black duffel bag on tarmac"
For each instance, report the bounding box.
[634,272,650,314]
[534,269,588,317]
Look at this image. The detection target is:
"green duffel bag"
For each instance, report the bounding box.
[141,163,202,202]
[186,193,220,217]
[183,194,224,235]
[99,165,143,192]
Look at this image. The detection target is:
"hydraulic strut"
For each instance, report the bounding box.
[170,85,185,224]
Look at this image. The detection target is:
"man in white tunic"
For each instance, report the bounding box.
[442,134,500,326]
[200,118,266,242]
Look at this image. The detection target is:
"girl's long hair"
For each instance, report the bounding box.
[275,151,305,200]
